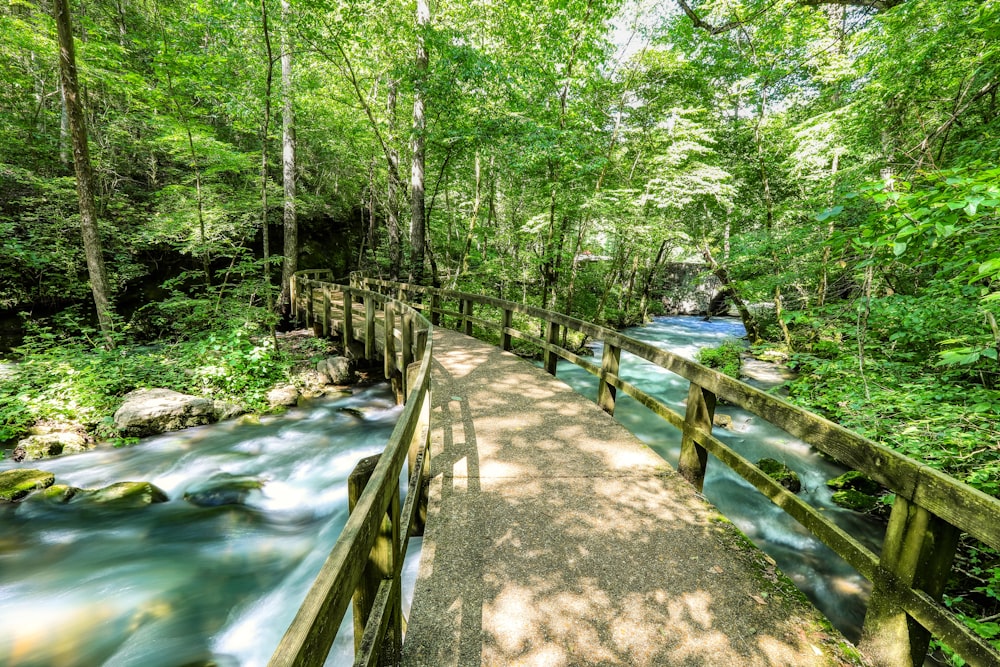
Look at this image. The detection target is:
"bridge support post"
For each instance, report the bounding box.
[400,312,414,397]
[290,276,299,326]
[406,361,431,537]
[859,496,959,666]
[430,292,441,326]
[543,320,560,375]
[678,382,716,492]
[365,296,375,362]
[597,343,621,415]
[342,287,355,348]
[501,309,513,352]
[321,286,331,338]
[348,454,402,664]
[304,280,315,332]
[462,299,474,336]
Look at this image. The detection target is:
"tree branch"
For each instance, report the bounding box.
[677,0,904,35]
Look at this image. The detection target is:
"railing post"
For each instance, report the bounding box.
[348,454,401,663]
[597,343,621,415]
[860,496,960,666]
[342,287,355,352]
[430,292,441,326]
[365,295,375,362]
[400,312,414,397]
[290,275,299,326]
[461,299,474,336]
[322,285,331,338]
[406,362,430,537]
[678,382,716,492]
[384,302,397,382]
[305,280,314,331]
[501,309,513,352]
[543,320,559,375]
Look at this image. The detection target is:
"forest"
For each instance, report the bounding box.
[1,0,998,660]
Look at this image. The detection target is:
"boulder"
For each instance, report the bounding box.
[318,356,355,385]
[267,384,299,408]
[35,484,80,504]
[12,431,91,462]
[756,458,802,493]
[114,388,240,437]
[0,469,56,502]
[713,413,735,430]
[78,481,169,509]
[184,473,263,507]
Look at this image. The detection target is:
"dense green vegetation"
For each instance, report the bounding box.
[1,0,998,659]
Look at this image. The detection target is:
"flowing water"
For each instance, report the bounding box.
[1,317,882,666]
[0,385,421,667]
[554,316,884,641]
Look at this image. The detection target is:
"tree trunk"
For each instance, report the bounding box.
[386,80,402,278]
[408,0,429,285]
[459,151,481,276]
[703,245,762,343]
[54,0,115,347]
[278,0,297,312]
[260,0,275,315]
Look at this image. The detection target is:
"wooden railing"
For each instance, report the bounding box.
[268,271,432,667]
[353,274,1000,667]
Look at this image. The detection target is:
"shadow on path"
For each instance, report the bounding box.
[402,329,859,666]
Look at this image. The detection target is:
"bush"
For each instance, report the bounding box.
[697,339,744,378]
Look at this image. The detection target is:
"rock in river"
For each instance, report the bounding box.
[114,388,243,437]
[0,469,56,502]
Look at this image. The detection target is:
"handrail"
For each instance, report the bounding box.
[353,274,1000,667]
[268,272,432,667]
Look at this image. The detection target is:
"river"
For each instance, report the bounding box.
[0,316,882,666]
[0,385,420,667]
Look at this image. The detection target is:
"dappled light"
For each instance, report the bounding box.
[402,328,851,665]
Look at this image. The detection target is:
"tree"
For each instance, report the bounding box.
[279,0,297,310]
[408,0,429,285]
[53,0,115,347]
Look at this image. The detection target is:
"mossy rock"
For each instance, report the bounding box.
[0,469,56,501]
[77,481,169,509]
[36,484,81,504]
[756,458,801,493]
[831,489,879,513]
[184,473,264,508]
[826,470,880,495]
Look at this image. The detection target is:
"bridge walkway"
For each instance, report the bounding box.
[399,326,857,666]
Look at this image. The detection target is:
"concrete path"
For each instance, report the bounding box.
[401,328,862,666]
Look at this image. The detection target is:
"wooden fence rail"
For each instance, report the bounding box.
[267,273,432,667]
[352,273,1000,667]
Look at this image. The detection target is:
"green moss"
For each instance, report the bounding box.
[757,458,802,493]
[827,470,880,495]
[0,469,55,501]
[832,489,879,513]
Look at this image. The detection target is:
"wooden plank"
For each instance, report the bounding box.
[597,344,621,415]
[348,455,395,655]
[678,382,715,492]
[353,579,394,667]
[501,309,513,351]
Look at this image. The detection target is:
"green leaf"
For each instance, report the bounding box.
[893,241,907,256]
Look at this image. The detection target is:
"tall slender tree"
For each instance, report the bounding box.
[279,0,297,310]
[53,0,115,347]
[409,0,429,285]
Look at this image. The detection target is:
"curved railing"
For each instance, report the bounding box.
[268,270,432,667]
[353,274,1000,667]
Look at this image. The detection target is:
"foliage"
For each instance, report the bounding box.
[696,339,744,378]
[0,299,293,444]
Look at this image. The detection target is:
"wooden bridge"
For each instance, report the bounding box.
[267,270,1000,667]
